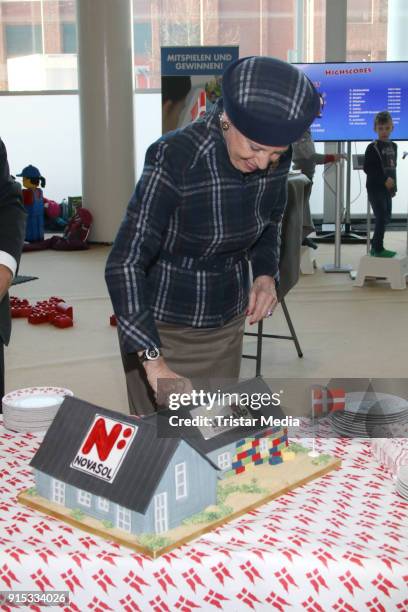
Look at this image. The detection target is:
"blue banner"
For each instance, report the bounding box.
[161,46,239,76]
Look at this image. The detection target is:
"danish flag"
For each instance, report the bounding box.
[311,386,345,416]
[190,90,207,121]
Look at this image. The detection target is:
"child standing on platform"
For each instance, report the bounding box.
[363,111,398,257]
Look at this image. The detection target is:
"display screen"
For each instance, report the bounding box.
[296,62,408,142]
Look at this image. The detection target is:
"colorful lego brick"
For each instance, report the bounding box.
[254,459,264,465]
[242,455,253,466]
[246,447,256,457]
[235,466,246,474]
[252,439,260,448]
[269,456,283,465]
[236,439,246,448]
[252,452,261,462]
[272,451,282,457]
[232,460,243,470]
[237,450,247,461]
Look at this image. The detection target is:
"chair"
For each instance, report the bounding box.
[242,173,308,375]
[242,299,303,376]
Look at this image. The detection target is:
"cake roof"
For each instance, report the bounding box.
[30,396,218,514]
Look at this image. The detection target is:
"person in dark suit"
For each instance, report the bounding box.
[0,138,26,406]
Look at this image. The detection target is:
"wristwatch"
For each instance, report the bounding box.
[138,346,162,364]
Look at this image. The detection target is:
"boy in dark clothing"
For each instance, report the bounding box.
[363,111,398,257]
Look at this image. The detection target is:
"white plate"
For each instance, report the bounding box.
[3,423,49,433]
[3,408,59,421]
[345,392,408,416]
[397,464,408,481]
[2,386,73,411]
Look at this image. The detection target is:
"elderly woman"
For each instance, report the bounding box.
[105,56,319,415]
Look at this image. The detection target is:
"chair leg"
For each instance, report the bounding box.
[255,320,263,376]
[280,298,303,357]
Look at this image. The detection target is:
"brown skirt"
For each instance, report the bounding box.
[120,313,246,415]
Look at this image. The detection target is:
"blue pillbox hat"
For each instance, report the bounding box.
[222,56,320,146]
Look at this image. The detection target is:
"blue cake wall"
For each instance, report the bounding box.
[33,439,217,535]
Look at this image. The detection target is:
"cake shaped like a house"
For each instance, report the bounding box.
[28,378,289,537]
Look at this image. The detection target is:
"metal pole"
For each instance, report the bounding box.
[366,197,371,255]
[345,141,351,226]
[322,142,353,273]
[334,142,342,267]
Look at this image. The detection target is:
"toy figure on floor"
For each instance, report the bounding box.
[23,207,93,252]
[16,165,46,242]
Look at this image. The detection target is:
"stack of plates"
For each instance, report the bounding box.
[330,391,408,438]
[396,465,408,500]
[2,386,73,433]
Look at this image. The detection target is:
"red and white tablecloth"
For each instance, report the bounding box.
[0,419,407,612]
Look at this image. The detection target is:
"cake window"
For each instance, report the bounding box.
[218,452,232,469]
[117,506,131,532]
[77,489,92,507]
[97,497,110,512]
[260,438,269,454]
[52,479,65,505]
[175,462,187,499]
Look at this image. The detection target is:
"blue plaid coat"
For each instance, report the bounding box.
[105,102,291,352]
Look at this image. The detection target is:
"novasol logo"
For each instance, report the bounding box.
[70,415,137,483]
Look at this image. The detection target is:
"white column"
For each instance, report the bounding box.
[387,0,408,60]
[76,0,135,242]
[323,0,347,223]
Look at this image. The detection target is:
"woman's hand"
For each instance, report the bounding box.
[385,177,395,191]
[143,357,193,406]
[246,275,278,325]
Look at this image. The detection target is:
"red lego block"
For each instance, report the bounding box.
[110,314,117,326]
[52,315,73,329]
[235,466,245,474]
[272,451,282,457]
[237,450,248,461]
[28,311,48,324]
[252,439,260,448]
[252,452,261,462]
[56,302,73,318]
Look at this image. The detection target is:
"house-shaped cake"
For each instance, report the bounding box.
[29,378,288,536]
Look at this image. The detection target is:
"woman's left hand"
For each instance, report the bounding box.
[246,275,278,324]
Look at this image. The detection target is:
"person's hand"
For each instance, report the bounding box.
[0,264,13,302]
[247,275,278,325]
[385,177,395,191]
[143,357,193,406]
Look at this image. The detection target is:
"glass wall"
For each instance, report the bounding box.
[133,0,326,88]
[0,1,325,90]
[0,0,77,90]
[345,0,408,217]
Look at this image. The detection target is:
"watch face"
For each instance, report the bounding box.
[146,347,160,360]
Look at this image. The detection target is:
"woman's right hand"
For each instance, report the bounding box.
[385,177,395,191]
[143,358,193,406]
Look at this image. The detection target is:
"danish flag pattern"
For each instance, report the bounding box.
[0,418,406,610]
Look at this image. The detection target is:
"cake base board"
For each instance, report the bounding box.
[19,454,341,559]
